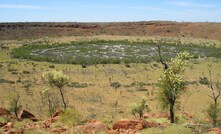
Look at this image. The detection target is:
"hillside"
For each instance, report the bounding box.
[0,21,221,40]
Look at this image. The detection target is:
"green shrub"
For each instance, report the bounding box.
[199,76,210,85]
[207,103,221,127]
[59,109,83,126]
[110,82,121,90]
[22,70,30,74]
[130,97,150,118]
[49,65,55,68]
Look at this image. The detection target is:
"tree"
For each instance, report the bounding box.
[207,71,221,127]
[9,92,21,118]
[40,88,60,117]
[42,71,69,110]
[158,51,191,123]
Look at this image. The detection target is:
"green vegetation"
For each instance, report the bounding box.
[11,40,221,65]
[59,108,83,126]
[131,97,150,118]
[158,52,191,123]
[42,71,69,110]
[141,125,193,134]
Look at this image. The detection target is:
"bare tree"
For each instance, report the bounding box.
[207,71,221,127]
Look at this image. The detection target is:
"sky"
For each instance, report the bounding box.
[0,0,221,22]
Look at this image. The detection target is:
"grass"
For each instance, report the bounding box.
[11,39,221,65]
[0,35,221,133]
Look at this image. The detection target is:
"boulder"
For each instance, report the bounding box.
[74,120,108,134]
[143,112,170,120]
[51,126,67,134]
[18,110,38,121]
[42,109,63,128]
[112,119,160,130]
[0,108,10,116]
[52,109,63,118]
[209,127,221,134]
[0,122,7,128]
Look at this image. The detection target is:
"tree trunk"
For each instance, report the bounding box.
[59,87,67,111]
[170,101,175,123]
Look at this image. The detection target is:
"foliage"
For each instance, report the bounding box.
[42,71,69,89]
[42,71,69,110]
[141,125,193,134]
[130,97,150,118]
[11,40,221,65]
[110,82,121,90]
[199,76,210,85]
[207,103,221,127]
[9,92,21,117]
[59,108,83,126]
[158,51,191,123]
[67,82,88,88]
[40,88,60,117]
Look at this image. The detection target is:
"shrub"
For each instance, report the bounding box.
[199,76,210,85]
[110,82,121,90]
[131,97,150,118]
[22,70,30,74]
[207,103,221,127]
[49,65,55,68]
[42,71,69,110]
[59,109,83,126]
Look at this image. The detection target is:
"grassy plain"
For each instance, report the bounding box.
[0,35,221,133]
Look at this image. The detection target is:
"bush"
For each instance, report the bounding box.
[49,65,55,68]
[131,97,150,118]
[199,76,210,85]
[207,103,221,127]
[110,82,121,90]
[59,109,83,126]
[22,70,30,74]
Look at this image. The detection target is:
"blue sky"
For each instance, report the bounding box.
[0,0,220,22]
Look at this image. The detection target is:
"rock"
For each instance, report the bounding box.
[113,119,160,130]
[0,122,7,127]
[3,122,13,130]
[18,110,38,121]
[209,127,221,134]
[106,130,119,134]
[42,109,63,128]
[52,109,63,118]
[0,108,10,116]
[51,126,67,133]
[143,113,170,120]
[74,120,108,134]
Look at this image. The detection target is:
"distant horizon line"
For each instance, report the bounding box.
[0,20,221,23]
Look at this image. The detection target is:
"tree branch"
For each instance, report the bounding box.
[157,45,168,70]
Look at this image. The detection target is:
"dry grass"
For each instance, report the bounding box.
[0,36,221,125]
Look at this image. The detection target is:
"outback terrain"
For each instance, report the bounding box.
[0,21,221,134]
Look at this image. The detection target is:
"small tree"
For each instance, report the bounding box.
[42,71,69,110]
[131,97,150,118]
[9,92,21,118]
[158,51,190,123]
[207,71,221,127]
[40,88,60,117]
